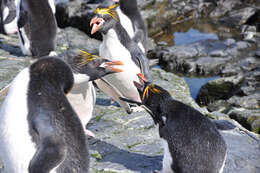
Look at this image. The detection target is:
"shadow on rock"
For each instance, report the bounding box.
[89,138,162,173]
[0,41,23,57]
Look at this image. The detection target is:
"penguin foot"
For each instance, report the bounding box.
[84,129,95,137]
[130,106,145,112]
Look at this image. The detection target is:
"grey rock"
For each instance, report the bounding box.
[220,7,257,27]
[56,27,101,54]
[196,75,244,106]
[151,38,252,76]
[255,49,260,58]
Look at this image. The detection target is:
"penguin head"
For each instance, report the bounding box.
[74,50,123,81]
[90,4,119,35]
[30,57,74,94]
[133,73,171,123]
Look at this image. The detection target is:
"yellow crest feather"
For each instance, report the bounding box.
[142,84,161,100]
[76,50,99,66]
[94,4,118,20]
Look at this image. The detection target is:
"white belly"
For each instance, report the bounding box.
[162,139,174,173]
[66,81,95,127]
[99,29,141,101]
[0,68,36,173]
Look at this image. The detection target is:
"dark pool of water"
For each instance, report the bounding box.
[153,18,241,46]
[184,76,220,99]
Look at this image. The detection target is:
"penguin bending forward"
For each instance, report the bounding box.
[90,4,151,113]
[16,0,57,57]
[120,74,227,173]
[0,56,123,172]
[59,50,123,137]
[112,0,148,53]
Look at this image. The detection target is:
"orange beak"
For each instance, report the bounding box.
[90,17,105,35]
[137,73,147,85]
[105,60,124,73]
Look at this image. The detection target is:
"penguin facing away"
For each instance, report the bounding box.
[90,4,151,113]
[0,56,123,172]
[16,0,57,57]
[120,74,227,173]
[112,0,148,53]
[0,0,18,34]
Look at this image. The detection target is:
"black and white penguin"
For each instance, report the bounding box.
[0,55,123,172]
[112,0,148,53]
[0,0,18,34]
[16,0,57,57]
[121,74,227,173]
[59,50,123,137]
[90,4,151,113]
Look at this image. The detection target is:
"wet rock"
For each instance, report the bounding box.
[196,75,244,106]
[150,39,252,76]
[198,67,260,133]
[219,7,257,27]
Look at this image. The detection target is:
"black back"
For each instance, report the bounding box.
[27,58,89,173]
[140,84,227,173]
[18,0,57,57]
[119,0,148,52]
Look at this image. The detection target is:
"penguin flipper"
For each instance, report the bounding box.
[132,29,144,45]
[29,114,66,173]
[95,78,132,114]
[17,6,28,28]
[131,52,152,81]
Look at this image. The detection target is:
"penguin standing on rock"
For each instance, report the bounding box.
[16,0,57,57]
[121,74,227,173]
[90,4,151,113]
[0,0,18,34]
[0,55,123,172]
[112,0,148,53]
[59,50,123,137]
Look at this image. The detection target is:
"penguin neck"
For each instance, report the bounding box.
[103,21,133,51]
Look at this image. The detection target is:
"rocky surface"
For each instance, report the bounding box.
[1,0,260,172]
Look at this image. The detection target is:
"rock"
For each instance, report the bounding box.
[56,27,101,54]
[219,7,257,27]
[150,38,252,76]
[198,67,260,133]
[228,108,260,133]
[210,0,242,18]
[255,49,260,57]
[196,75,244,106]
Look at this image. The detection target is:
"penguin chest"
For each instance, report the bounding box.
[0,68,36,172]
[100,30,141,100]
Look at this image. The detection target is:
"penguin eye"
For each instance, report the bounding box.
[142,84,161,100]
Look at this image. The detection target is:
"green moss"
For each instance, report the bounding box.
[91,152,102,160]
[126,142,142,149]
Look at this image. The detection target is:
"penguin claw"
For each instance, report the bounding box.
[84,129,95,137]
